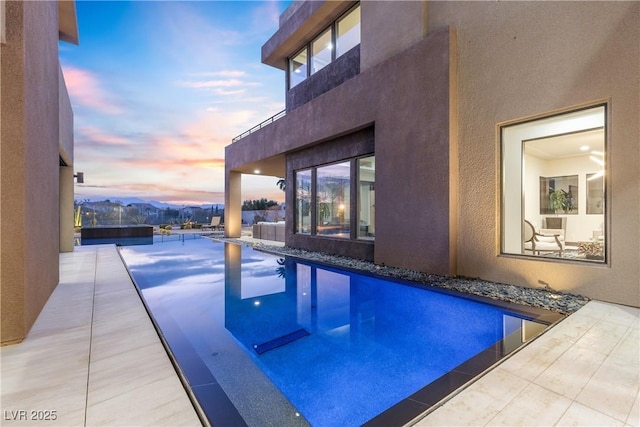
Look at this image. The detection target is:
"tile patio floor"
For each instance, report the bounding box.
[1,244,638,426]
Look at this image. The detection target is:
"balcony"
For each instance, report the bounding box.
[231,109,286,143]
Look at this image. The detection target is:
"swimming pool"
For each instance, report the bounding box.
[119,238,562,426]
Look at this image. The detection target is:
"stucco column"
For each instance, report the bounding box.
[225,170,242,238]
[59,166,74,252]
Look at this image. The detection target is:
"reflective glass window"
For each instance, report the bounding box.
[311,28,332,75]
[295,169,312,234]
[316,162,351,238]
[336,5,360,58]
[358,156,375,240]
[289,48,308,88]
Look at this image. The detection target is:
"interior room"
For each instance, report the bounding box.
[502,105,606,261]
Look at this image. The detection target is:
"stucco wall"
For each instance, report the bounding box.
[360,0,427,72]
[1,1,62,344]
[1,0,27,344]
[59,64,75,253]
[428,1,640,306]
[228,29,455,275]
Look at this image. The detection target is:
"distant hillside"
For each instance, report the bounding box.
[75,197,223,210]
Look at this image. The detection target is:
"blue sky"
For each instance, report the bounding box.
[62,1,291,205]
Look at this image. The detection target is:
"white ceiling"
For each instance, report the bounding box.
[525,128,604,160]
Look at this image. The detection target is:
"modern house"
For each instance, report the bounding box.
[225,1,639,307]
[1,1,79,345]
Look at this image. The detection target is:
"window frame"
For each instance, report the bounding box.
[294,154,374,242]
[499,103,608,264]
[336,4,361,58]
[288,47,309,89]
[295,169,313,234]
[286,3,360,90]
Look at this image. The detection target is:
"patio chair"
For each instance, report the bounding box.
[523,219,564,255]
[202,216,222,231]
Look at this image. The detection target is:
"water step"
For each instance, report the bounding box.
[253,329,310,355]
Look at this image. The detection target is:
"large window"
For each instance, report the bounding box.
[295,155,374,241]
[336,4,360,57]
[287,3,360,89]
[295,169,312,234]
[316,162,351,238]
[289,48,308,89]
[358,156,375,239]
[311,28,333,75]
[501,105,606,262]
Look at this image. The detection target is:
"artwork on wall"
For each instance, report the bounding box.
[539,175,579,215]
[586,173,604,214]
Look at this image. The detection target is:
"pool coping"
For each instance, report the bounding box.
[119,240,566,427]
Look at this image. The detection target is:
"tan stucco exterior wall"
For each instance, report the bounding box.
[1,1,70,344]
[428,2,640,306]
[360,0,427,72]
[59,65,75,253]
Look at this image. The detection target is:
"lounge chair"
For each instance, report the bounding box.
[202,216,222,231]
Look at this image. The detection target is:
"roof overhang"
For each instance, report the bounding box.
[58,0,79,45]
[262,0,357,70]
[230,154,286,178]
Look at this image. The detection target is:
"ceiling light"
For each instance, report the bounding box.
[580,145,590,151]
[254,169,261,174]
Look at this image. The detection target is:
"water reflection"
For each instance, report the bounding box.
[121,239,552,427]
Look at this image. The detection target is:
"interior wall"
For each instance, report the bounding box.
[429,1,640,306]
[524,154,606,243]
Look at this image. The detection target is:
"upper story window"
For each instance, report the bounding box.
[288,4,361,89]
[311,28,333,74]
[290,48,308,89]
[336,4,360,57]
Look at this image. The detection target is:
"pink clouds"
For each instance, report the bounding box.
[62,66,122,114]
[77,126,129,146]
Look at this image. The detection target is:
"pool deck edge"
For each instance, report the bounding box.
[0,245,202,427]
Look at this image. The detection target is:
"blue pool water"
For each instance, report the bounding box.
[119,238,553,426]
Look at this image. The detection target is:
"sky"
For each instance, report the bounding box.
[61,0,291,206]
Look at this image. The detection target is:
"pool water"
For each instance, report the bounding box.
[119,238,559,427]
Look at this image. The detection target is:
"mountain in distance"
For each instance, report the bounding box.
[75,196,223,210]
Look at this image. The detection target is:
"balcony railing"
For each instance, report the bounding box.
[231,109,286,143]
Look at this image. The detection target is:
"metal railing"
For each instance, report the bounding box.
[231,109,286,143]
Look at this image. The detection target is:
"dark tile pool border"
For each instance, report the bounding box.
[361,327,554,426]
[261,253,566,426]
[118,243,565,427]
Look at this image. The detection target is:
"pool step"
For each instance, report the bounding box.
[253,329,310,355]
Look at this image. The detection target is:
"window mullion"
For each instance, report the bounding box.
[311,168,317,235]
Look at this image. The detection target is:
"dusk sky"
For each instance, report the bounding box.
[62,0,291,206]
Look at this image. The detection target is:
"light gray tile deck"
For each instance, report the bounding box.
[414,300,640,427]
[0,245,201,427]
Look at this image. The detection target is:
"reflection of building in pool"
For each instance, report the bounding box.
[224,1,639,307]
[221,244,557,425]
